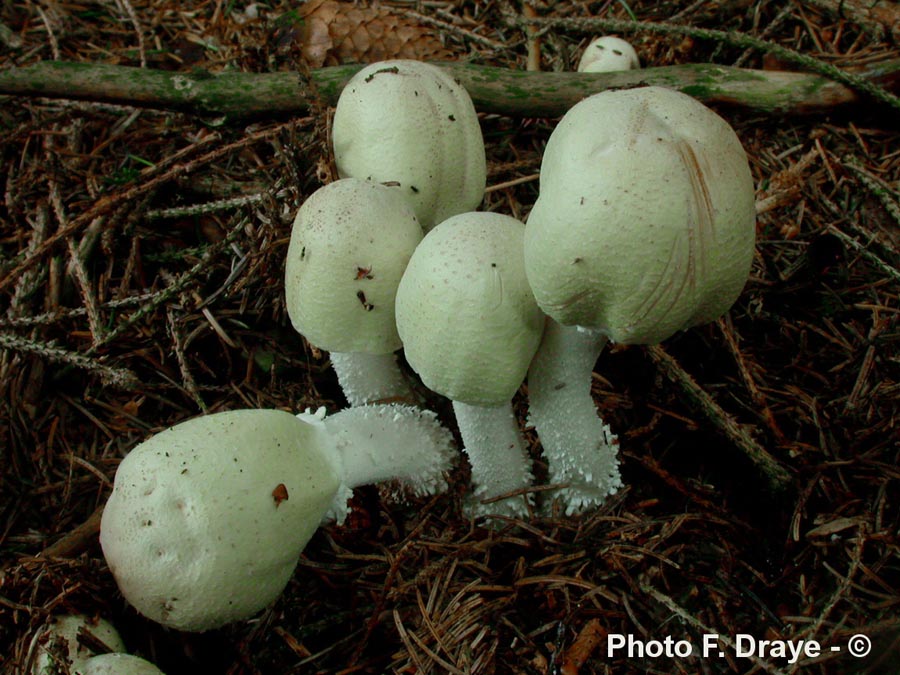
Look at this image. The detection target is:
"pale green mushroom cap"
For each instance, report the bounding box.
[100,409,340,632]
[31,615,127,675]
[396,212,544,407]
[332,60,487,230]
[284,178,423,354]
[81,654,166,675]
[525,86,756,344]
[577,36,640,73]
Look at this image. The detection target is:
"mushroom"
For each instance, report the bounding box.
[577,36,640,73]
[31,615,126,675]
[524,86,756,514]
[331,59,487,231]
[395,212,544,518]
[284,178,423,406]
[100,403,454,631]
[81,654,166,675]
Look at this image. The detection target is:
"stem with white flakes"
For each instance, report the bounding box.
[451,400,534,519]
[527,319,621,515]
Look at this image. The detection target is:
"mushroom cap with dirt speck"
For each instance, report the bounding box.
[332,60,486,230]
[524,86,756,344]
[395,211,544,406]
[577,36,640,73]
[100,409,341,632]
[31,615,126,675]
[284,177,423,354]
[81,654,166,675]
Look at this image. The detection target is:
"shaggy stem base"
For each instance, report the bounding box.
[452,400,534,520]
[527,320,621,515]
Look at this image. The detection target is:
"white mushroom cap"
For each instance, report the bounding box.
[100,409,341,632]
[395,212,544,406]
[577,36,640,73]
[81,654,166,675]
[284,178,423,355]
[525,86,756,344]
[332,60,487,230]
[31,615,126,675]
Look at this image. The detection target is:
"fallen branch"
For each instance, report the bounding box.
[1,58,899,121]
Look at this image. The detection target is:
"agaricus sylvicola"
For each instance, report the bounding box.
[524,86,756,515]
[577,36,640,73]
[395,212,544,519]
[284,178,423,406]
[31,615,126,675]
[332,60,486,230]
[81,654,166,675]
[100,404,454,631]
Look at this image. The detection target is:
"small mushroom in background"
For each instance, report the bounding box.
[284,178,423,406]
[332,59,487,231]
[100,404,454,632]
[576,35,640,73]
[30,614,126,675]
[395,212,544,520]
[81,654,166,675]
[524,86,756,515]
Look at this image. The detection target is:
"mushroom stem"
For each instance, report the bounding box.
[307,403,455,523]
[451,400,534,519]
[527,319,621,515]
[329,351,415,406]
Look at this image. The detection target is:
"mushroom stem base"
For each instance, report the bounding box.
[320,403,455,522]
[452,400,534,519]
[527,320,621,515]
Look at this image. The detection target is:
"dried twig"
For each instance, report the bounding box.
[646,344,792,490]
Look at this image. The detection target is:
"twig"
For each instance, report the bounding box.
[0,333,139,389]
[646,344,792,491]
[2,58,898,122]
[843,156,900,227]
[87,215,249,352]
[0,121,299,295]
[37,504,104,559]
[641,584,792,675]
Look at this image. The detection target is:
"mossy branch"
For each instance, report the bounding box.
[515,15,900,112]
[1,59,898,121]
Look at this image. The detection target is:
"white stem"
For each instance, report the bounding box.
[311,403,455,523]
[452,400,534,519]
[527,319,621,515]
[329,351,415,406]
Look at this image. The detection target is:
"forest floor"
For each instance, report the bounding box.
[1,1,898,674]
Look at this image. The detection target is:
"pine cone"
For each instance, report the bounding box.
[276,0,452,68]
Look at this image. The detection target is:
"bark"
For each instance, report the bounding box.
[806,0,900,41]
[1,58,898,120]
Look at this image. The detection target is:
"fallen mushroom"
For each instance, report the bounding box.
[332,59,487,230]
[395,212,544,519]
[524,86,756,514]
[284,178,423,406]
[577,35,640,73]
[30,614,126,675]
[81,654,166,675]
[100,404,454,631]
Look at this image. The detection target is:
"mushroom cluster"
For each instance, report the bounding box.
[99,55,757,635]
